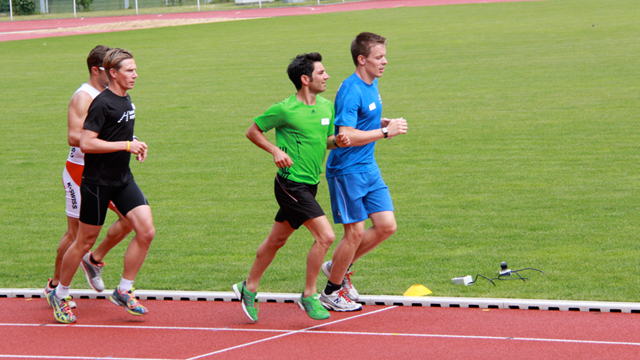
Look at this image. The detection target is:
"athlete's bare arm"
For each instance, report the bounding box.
[246,123,292,168]
[80,130,148,163]
[67,92,94,147]
[338,118,407,147]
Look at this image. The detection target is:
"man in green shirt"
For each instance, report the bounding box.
[233,53,350,321]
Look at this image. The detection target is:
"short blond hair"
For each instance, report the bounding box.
[103,48,134,79]
[351,32,386,66]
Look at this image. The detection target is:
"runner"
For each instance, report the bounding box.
[320,32,408,311]
[233,52,350,321]
[48,48,155,324]
[45,45,132,305]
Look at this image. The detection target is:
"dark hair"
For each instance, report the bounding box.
[351,32,386,66]
[86,45,111,73]
[103,48,134,79]
[287,52,323,90]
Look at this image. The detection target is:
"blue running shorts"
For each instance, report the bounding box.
[327,168,394,224]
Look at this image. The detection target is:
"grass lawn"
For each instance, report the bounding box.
[0,0,638,302]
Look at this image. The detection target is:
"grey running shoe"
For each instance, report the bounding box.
[319,288,362,312]
[233,281,259,322]
[321,260,359,301]
[80,252,105,292]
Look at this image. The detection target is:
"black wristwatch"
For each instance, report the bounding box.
[381,127,389,138]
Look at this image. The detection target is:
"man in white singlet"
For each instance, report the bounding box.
[45,45,133,301]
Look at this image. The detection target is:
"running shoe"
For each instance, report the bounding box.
[44,279,55,295]
[298,293,330,320]
[80,252,105,292]
[321,260,360,301]
[44,280,76,309]
[232,281,259,322]
[47,288,76,324]
[319,288,362,312]
[110,286,148,315]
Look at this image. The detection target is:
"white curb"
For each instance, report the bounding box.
[3,288,639,313]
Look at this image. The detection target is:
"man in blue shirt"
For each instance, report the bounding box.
[320,32,408,311]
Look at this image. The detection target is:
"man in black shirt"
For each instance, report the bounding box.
[48,48,155,324]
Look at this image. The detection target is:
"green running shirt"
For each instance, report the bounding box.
[254,94,335,185]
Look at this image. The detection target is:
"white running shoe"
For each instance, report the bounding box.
[321,260,360,301]
[80,252,105,292]
[319,288,362,312]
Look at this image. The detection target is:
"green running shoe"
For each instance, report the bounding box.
[47,289,76,324]
[233,281,259,322]
[298,293,330,320]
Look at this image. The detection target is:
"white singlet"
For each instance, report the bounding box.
[63,83,101,218]
[66,83,101,166]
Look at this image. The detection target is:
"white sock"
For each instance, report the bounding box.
[56,284,70,299]
[119,278,134,293]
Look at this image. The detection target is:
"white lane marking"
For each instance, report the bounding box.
[187,306,399,359]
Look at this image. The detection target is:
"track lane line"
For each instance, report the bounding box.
[186,306,399,359]
[0,323,283,333]
[3,319,640,348]
[0,356,172,360]
[299,330,640,347]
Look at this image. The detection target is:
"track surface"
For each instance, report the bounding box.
[7,0,636,358]
[0,0,536,42]
[1,297,639,359]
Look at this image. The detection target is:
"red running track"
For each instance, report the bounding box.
[0,0,539,42]
[1,297,639,359]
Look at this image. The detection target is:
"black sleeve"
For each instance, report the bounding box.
[83,95,106,133]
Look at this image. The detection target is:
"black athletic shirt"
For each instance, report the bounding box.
[83,88,136,186]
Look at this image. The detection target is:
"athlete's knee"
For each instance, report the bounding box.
[371,212,397,239]
[75,236,98,254]
[378,220,397,238]
[136,226,155,246]
[142,226,156,242]
[343,226,365,243]
[265,233,289,249]
[315,230,335,250]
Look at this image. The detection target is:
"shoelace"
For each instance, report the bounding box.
[60,299,72,313]
[337,289,353,303]
[119,289,141,309]
[126,294,142,308]
[344,271,355,288]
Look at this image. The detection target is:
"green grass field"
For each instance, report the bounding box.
[1,0,638,302]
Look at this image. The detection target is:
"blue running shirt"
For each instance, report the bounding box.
[326,73,382,177]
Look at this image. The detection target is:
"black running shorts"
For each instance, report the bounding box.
[274,174,325,229]
[79,180,149,226]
